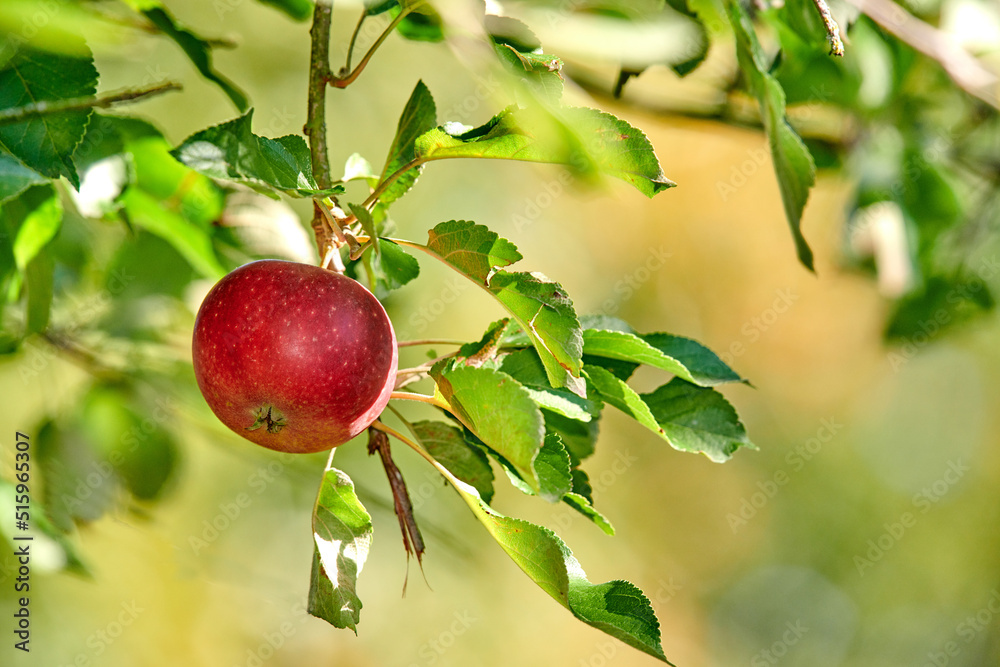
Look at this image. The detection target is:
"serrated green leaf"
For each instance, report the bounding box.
[583,329,743,386]
[495,44,564,100]
[458,318,510,365]
[488,272,585,396]
[728,0,816,270]
[0,150,47,204]
[641,378,754,462]
[120,188,225,280]
[171,110,341,198]
[435,365,545,491]
[0,44,97,189]
[425,220,522,284]
[545,409,600,463]
[413,420,495,503]
[380,80,437,204]
[420,456,669,662]
[563,492,616,536]
[587,364,751,462]
[415,106,673,197]
[535,433,573,502]
[372,238,419,291]
[641,333,744,385]
[308,467,373,633]
[254,0,313,21]
[137,4,248,111]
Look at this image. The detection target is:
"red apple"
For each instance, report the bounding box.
[192,260,397,453]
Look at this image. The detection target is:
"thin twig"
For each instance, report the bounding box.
[344,9,368,74]
[390,391,450,411]
[362,159,424,210]
[331,6,416,89]
[847,0,998,109]
[0,82,182,126]
[809,0,844,56]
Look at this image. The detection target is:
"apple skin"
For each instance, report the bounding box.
[192,260,397,453]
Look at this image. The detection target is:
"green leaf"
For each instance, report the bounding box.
[342,153,377,184]
[0,150,47,204]
[413,420,495,503]
[79,386,178,501]
[641,378,754,462]
[394,4,444,42]
[24,248,53,334]
[587,364,752,462]
[494,44,564,100]
[641,333,744,385]
[371,238,420,291]
[119,188,226,280]
[563,491,615,536]
[458,318,510,366]
[488,272,585,396]
[415,106,673,197]
[501,348,596,421]
[137,4,248,111]
[582,329,743,386]
[380,80,437,204]
[535,434,573,502]
[420,455,670,662]
[0,44,97,189]
[545,409,600,463]
[254,0,313,21]
[585,363,666,437]
[728,0,816,270]
[424,220,522,284]
[170,110,341,198]
[308,468,373,633]
[8,184,62,272]
[435,365,545,491]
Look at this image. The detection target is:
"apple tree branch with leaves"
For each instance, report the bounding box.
[2,0,997,663]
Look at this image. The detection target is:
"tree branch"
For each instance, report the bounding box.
[304,2,339,267]
[810,0,844,56]
[847,0,998,109]
[0,82,182,126]
[331,6,415,89]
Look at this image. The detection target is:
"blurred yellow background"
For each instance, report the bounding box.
[2,1,999,666]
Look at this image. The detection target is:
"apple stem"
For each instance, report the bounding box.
[389,391,450,411]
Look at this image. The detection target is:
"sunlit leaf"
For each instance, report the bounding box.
[728,0,816,270]
[380,80,437,204]
[171,110,342,198]
[0,44,97,189]
[413,420,495,503]
[308,468,373,632]
[424,220,522,284]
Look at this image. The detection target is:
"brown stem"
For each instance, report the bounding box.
[0,82,182,126]
[305,2,337,266]
[809,0,845,56]
[331,7,415,89]
[367,424,425,591]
